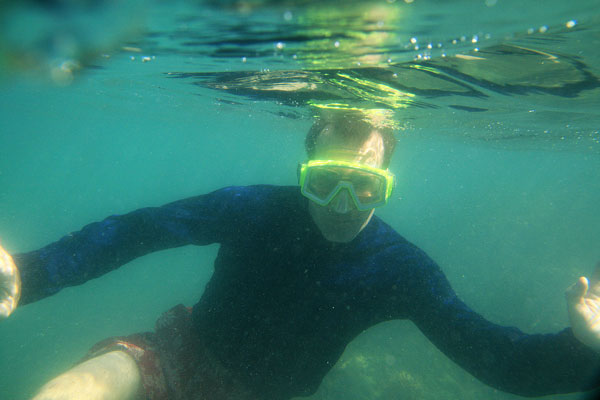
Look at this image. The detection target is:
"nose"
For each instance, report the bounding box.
[330,189,354,214]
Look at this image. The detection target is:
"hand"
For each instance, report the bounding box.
[566,262,600,351]
[0,243,21,319]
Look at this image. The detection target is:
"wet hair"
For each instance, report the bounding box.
[305,109,397,168]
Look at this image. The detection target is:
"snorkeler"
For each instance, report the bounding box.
[1,110,600,400]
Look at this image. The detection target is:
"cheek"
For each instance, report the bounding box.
[326,209,372,227]
[355,210,375,229]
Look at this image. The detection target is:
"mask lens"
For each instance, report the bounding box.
[306,167,341,199]
[351,170,386,205]
[305,165,387,206]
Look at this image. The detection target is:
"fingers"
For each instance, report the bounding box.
[0,246,16,277]
[0,277,20,318]
[0,245,21,319]
[0,248,19,294]
[0,293,19,318]
[567,261,600,302]
[0,276,21,319]
[566,276,588,307]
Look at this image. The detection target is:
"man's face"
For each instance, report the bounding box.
[308,125,386,243]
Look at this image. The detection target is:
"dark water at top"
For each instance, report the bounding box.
[142,0,600,150]
[2,0,600,149]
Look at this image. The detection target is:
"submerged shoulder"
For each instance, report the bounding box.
[212,185,301,205]
[199,184,305,224]
[174,185,301,211]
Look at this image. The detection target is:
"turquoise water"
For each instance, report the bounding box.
[1,0,600,399]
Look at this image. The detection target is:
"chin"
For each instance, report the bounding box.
[315,218,370,243]
[309,201,375,243]
[321,228,361,243]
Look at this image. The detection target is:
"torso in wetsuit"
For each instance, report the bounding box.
[15,185,600,399]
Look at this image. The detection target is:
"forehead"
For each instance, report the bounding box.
[313,125,384,168]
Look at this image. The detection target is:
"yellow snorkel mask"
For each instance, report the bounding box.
[298,160,395,211]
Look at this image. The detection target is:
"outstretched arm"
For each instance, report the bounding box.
[12,186,264,306]
[402,256,600,397]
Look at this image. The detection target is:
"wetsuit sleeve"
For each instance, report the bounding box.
[400,252,600,396]
[13,186,258,305]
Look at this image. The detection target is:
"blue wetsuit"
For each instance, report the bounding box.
[14,185,600,398]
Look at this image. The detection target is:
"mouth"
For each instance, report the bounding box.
[320,214,361,225]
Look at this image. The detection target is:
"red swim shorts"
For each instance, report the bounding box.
[83,304,257,400]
